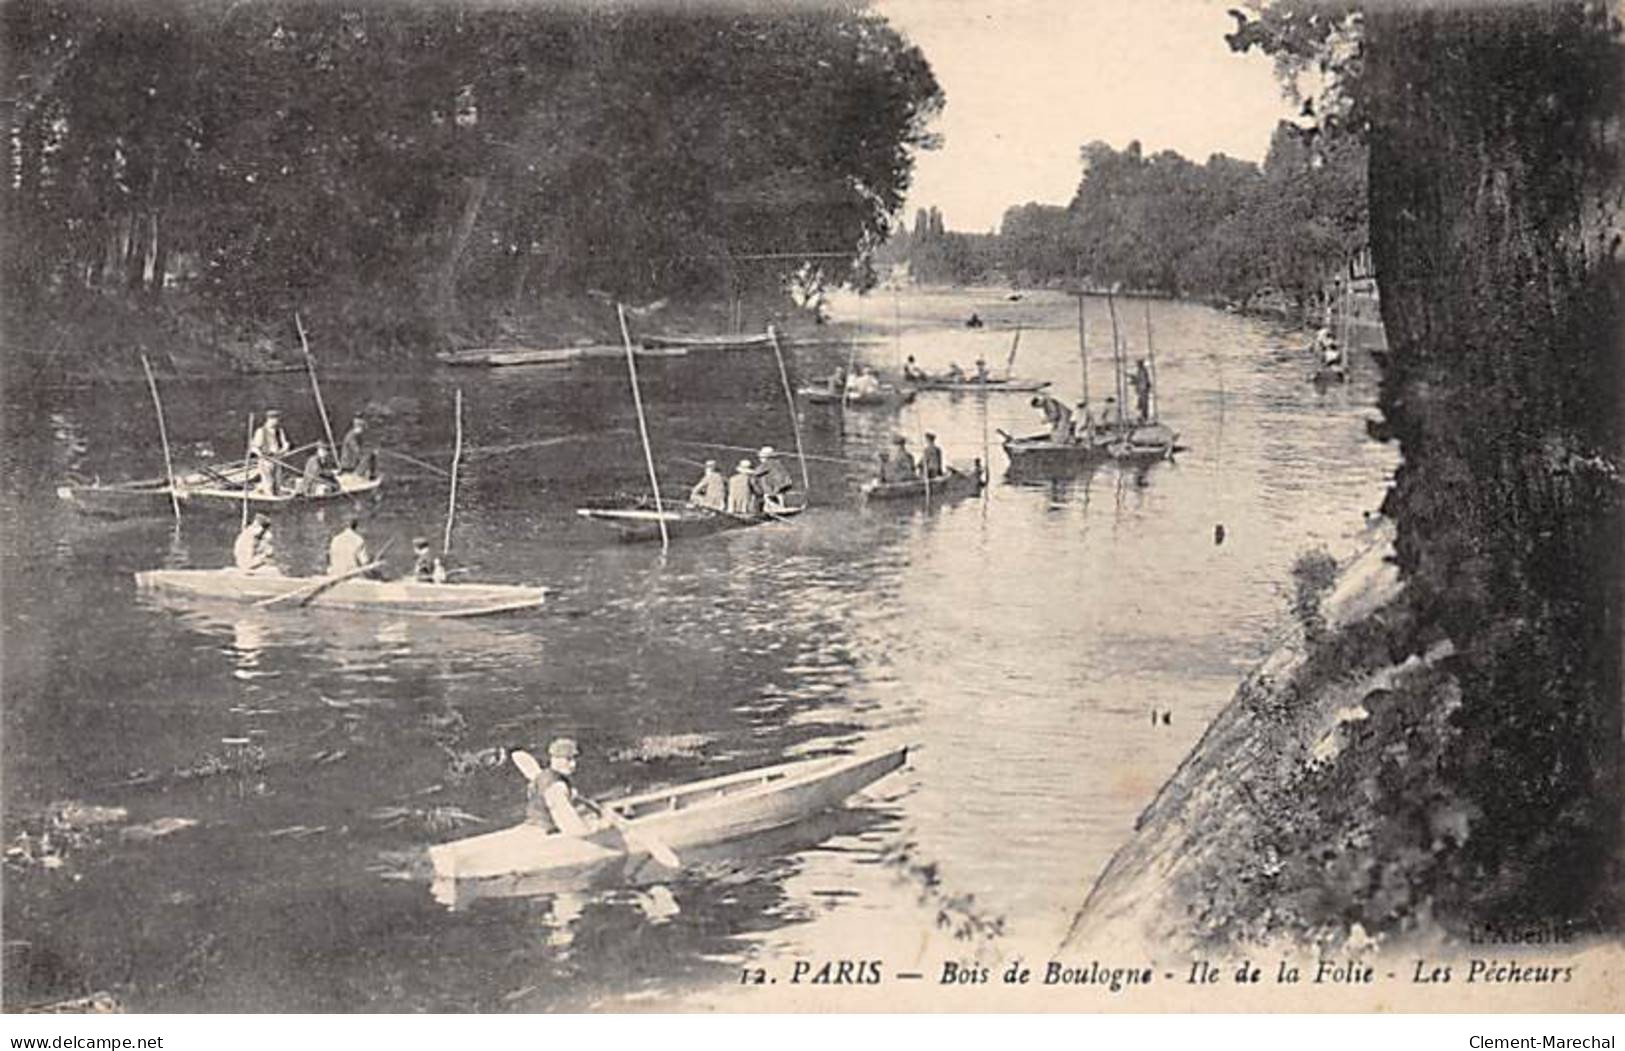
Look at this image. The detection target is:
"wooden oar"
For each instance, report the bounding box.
[254,558,384,610]
[510,750,681,868]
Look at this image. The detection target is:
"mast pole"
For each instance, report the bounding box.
[295,313,339,455]
[140,351,182,521]
[767,324,810,495]
[617,303,668,551]
[443,389,464,554]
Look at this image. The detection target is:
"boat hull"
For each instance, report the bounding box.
[799,386,916,408]
[134,569,547,618]
[641,334,772,351]
[60,469,382,517]
[429,746,908,901]
[575,502,804,541]
[907,378,1051,393]
[861,467,985,502]
[1002,423,1179,467]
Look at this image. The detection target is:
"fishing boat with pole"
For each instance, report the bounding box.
[861,462,986,502]
[59,463,383,517]
[575,318,812,548]
[428,744,908,903]
[1001,291,1179,471]
[797,382,917,409]
[135,568,547,618]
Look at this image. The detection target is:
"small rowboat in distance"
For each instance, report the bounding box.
[135,569,548,618]
[575,499,805,542]
[641,333,773,351]
[861,464,985,502]
[907,376,1051,393]
[798,384,917,409]
[429,745,908,903]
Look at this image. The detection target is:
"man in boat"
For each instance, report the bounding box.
[845,366,881,400]
[1072,400,1098,443]
[1030,394,1074,444]
[249,410,292,495]
[825,365,848,396]
[921,432,944,479]
[327,517,382,579]
[1130,359,1154,423]
[752,446,796,512]
[945,362,967,382]
[338,416,376,480]
[726,459,758,515]
[233,513,278,575]
[411,536,447,583]
[524,738,598,835]
[973,357,991,383]
[295,441,339,497]
[687,459,727,512]
[1313,327,1345,372]
[902,355,927,382]
[880,436,917,482]
[965,312,983,328]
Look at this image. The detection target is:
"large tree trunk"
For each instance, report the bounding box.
[435,175,488,320]
[1364,2,1620,925]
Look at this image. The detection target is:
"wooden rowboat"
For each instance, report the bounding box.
[798,384,917,408]
[134,568,548,618]
[641,333,773,351]
[1000,422,1180,468]
[58,466,382,518]
[575,500,804,542]
[861,465,985,502]
[429,745,908,903]
[907,376,1051,393]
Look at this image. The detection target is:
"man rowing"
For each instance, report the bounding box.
[751,446,796,512]
[296,441,339,497]
[1030,393,1075,444]
[328,517,382,579]
[688,459,727,512]
[249,409,292,495]
[233,513,279,575]
[524,738,599,835]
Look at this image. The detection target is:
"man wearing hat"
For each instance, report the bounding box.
[687,458,727,512]
[880,435,917,483]
[337,415,375,481]
[726,458,757,515]
[249,409,292,495]
[1030,393,1074,444]
[233,513,278,575]
[296,441,339,497]
[411,536,447,583]
[524,738,596,835]
[921,432,944,479]
[751,445,795,512]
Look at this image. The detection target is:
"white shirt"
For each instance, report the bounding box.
[327,527,368,574]
[234,526,274,573]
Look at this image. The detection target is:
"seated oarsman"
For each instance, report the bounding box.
[726,459,758,515]
[921,432,945,479]
[902,356,927,382]
[688,459,727,512]
[524,738,599,835]
[411,536,447,583]
[327,517,382,578]
[296,442,340,497]
[752,446,796,511]
[880,436,917,483]
[233,513,279,575]
[973,357,990,382]
[338,416,377,481]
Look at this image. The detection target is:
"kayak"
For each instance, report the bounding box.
[428,745,908,902]
[1001,422,1180,467]
[798,385,916,408]
[134,568,548,618]
[907,376,1051,393]
[575,500,805,541]
[641,333,773,351]
[437,346,583,367]
[58,467,382,517]
[861,465,985,501]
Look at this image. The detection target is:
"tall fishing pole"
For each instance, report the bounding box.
[1143,299,1160,424]
[617,302,668,551]
[1106,290,1127,432]
[443,389,464,554]
[139,351,182,522]
[1004,324,1022,379]
[241,412,254,529]
[295,313,338,454]
[766,324,810,495]
[1077,293,1090,406]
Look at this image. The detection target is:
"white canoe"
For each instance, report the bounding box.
[135,568,548,618]
[429,746,908,901]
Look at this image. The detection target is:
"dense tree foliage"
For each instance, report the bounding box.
[1,1,941,339]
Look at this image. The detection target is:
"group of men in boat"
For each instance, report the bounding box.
[232,513,448,583]
[687,446,797,515]
[902,355,992,385]
[248,408,376,497]
[1024,358,1157,446]
[877,432,945,483]
[822,364,887,401]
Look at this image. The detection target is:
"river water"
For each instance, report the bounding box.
[1,288,1395,1011]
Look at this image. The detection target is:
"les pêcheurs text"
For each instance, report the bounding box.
[737,958,1577,989]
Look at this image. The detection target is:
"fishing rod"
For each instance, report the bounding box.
[672,439,868,468]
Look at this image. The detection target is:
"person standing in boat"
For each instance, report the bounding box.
[524,738,597,835]
[233,513,278,575]
[1130,359,1154,423]
[688,459,727,512]
[327,517,382,578]
[295,441,339,497]
[880,436,917,482]
[250,409,292,495]
[752,446,795,511]
[921,432,944,479]
[1030,394,1074,444]
[337,416,376,480]
[726,458,758,515]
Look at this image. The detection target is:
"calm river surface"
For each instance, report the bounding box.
[1,288,1395,1010]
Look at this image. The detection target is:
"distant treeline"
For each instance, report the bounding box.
[885,124,1366,314]
[2,1,941,344]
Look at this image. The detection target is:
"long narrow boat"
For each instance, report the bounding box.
[437,346,583,367]
[861,464,986,502]
[58,465,382,518]
[575,500,805,542]
[135,568,548,618]
[797,384,917,409]
[429,745,908,902]
[907,376,1051,393]
[641,333,773,351]
[1001,421,1180,469]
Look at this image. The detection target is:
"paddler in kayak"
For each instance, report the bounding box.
[327,517,383,579]
[687,459,727,512]
[523,738,599,835]
[233,513,279,575]
[751,446,796,512]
